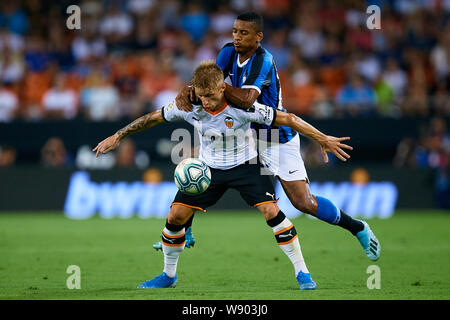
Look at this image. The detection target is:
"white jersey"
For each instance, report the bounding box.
[162,100,276,169]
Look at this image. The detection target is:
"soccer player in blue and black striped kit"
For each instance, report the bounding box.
[157,12,380,263]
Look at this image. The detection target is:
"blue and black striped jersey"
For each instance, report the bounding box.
[216,42,297,144]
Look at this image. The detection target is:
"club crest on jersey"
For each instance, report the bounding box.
[167,102,174,110]
[224,117,234,128]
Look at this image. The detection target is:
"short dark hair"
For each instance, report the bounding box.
[236,12,263,33]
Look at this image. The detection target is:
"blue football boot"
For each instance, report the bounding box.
[138,272,177,288]
[152,241,163,251]
[296,271,317,290]
[356,220,380,261]
[153,227,196,251]
[185,226,196,248]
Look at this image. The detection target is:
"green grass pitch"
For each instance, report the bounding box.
[0,210,449,300]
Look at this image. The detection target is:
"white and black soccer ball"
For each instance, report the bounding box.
[174,158,211,195]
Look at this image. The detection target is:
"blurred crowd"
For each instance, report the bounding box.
[0,0,449,187]
[0,0,449,123]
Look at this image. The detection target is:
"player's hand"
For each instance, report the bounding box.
[175,85,194,112]
[92,133,121,157]
[319,136,353,163]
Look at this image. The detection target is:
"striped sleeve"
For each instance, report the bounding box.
[242,48,273,93]
[216,43,234,77]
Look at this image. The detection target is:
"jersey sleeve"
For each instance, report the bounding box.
[242,51,273,94]
[244,102,276,126]
[216,43,234,77]
[161,100,188,122]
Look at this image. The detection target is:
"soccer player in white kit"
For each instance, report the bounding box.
[93,61,356,289]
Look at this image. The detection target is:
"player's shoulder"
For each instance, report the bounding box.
[219,42,235,54]
[255,45,273,64]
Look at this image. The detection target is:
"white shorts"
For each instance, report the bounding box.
[258,134,308,182]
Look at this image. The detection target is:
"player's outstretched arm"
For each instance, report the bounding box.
[274,111,353,163]
[92,109,165,157]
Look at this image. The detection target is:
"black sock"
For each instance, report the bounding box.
[338,211,364,235]
[184,214,194,229]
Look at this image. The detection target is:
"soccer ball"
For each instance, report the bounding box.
[174,158,211,195]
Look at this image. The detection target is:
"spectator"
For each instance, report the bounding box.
[173,34,199,82]
[311,86,334,119]
[40,137,70,167]
[0,0,445,123]
[195,32,218,62]
[127,0,155,16]
[432,82,450,116]
[115,138,136,167]
[24,33,51,72]
[0,145,17,167]
[382,58,408,99]
[99,2,134,48]
[0,81,18,121]
[430,32,450,81]
[210,3,235,35]
[0,2,28,35]
[153,77,182,110]
[319,35,343,66]
[71,30,107,63]
[264,29,290,70]
[82,71,120,121]
[0,43,24,84]
[143,168,163,184]
[130,14,158,51]
[335,73,377,117]
[374,75,396,117]
[0,27,24,53]
[180,2,210,43]
[355,53,381,83]
[42,73,78,120]
[286,58,320,115]
[289,13,324,61]
[138,52,178,111]
[393,137,417,168]
[157,0,182,30]
[401,82,429,116]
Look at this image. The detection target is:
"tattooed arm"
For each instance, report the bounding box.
[93,109,164,157]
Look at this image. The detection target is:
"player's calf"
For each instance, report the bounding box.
[264,209,316,290]
[161,222,186,278]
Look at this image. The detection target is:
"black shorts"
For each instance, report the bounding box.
[172,159,277,212]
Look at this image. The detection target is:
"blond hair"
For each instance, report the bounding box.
[192,60,224,90]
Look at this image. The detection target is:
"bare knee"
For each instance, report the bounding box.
[293,195,317,215]
[256,203,280,221]
[167,205,194,226]
[280,180,318,215]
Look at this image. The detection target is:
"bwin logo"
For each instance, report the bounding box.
[276,181,398,219]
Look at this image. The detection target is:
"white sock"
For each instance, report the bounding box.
[272,218,309,275]
[161,227,185,278]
